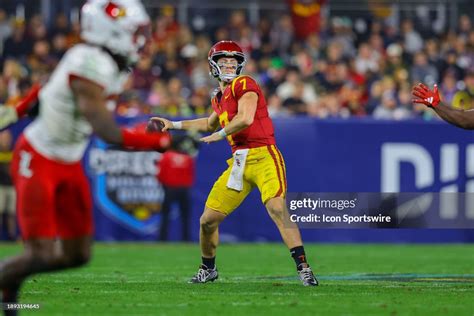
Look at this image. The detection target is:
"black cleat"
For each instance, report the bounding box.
[189,264,218,283]
[297,264,319,286]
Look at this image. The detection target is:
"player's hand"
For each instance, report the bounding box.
[0,105,18,130]
[150,117,172,132]
[412,83,440,108]
[200,132,225,144]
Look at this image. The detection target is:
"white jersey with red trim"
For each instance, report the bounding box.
[24,44,128,162]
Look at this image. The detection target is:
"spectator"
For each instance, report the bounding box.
[267,94,289,117]
[0,9,12,55]
[439,70,458,105]
[330,17,356,59]
[287,0,325,41]
[27,40,56,75]
[315,92,349,118]
[132,56,160,93]
[410,51,439,85]
[3,21,29,60]
[384,43,409,86]
[373,90,410,120]
[424,38,441,65]
[401,19,423,54]
[340,82,366,117]
[457,14,472,39]
[50,13,69,37]
[51,33,68,60]
[264,57,287,95]
[226,10,248,42]
[396,85,414,120]
[270,15,294,57]
[116,91,147,117]
[0,6,471,121]
[282,80,307,114]
[276,69,317,106]
[147,80,167,110]
[452,71,474,110]
[354,42,380,75]
[26,14,48,42]
[2,59,25,101]
[66,21,81,47]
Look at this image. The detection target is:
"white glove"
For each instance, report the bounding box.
[0,105,18,130]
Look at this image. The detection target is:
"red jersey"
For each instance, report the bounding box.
[211,75,276,152]
[158,150,195,188]
[288,0,325,40]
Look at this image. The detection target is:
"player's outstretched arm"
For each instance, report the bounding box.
[71,77,170,151]
[151,112,220,133]
[412,83,474,130]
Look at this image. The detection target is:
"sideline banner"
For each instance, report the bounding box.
[77,117,474,242]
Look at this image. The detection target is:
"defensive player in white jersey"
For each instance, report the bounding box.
[0,1,169,313]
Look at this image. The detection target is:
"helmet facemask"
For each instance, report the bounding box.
[209,52,246,83]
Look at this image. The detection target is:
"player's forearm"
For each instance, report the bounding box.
[83,109,123,144]
[88,112,170,151]
[433,103,474,130]
[222,113,252,135]
[180,118,214,132]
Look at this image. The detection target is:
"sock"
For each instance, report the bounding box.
[290,246,308,269]
[202,256,215,269]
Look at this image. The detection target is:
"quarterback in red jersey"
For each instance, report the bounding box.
[152,40,318,286]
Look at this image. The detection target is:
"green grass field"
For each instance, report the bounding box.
[1,243,473,316]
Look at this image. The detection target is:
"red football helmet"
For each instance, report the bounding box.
[208,40,246,82]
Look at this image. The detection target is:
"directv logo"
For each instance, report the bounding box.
[381,143,474,220]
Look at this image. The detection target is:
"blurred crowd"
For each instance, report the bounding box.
[0,5,473,120]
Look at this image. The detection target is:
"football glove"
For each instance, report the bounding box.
[0,105,18,130]
[412,83,440,108]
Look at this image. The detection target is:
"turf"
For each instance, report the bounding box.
[0,243,473,316]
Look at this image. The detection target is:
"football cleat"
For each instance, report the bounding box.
[297,265,319,286]
[189,264,218,283]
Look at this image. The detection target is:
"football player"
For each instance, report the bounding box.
[0,1,170,313]
[151,40,318,286]
[412,82,474,129]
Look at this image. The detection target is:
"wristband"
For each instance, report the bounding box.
[218,128,227,137]
[171,121,183,129]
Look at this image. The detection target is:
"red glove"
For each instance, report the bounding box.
[121,128,171,152]
[412,83,441,108]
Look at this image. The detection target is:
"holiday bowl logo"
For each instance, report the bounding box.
[86,138,164,234]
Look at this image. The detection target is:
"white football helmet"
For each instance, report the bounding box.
[80,0,150,64]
